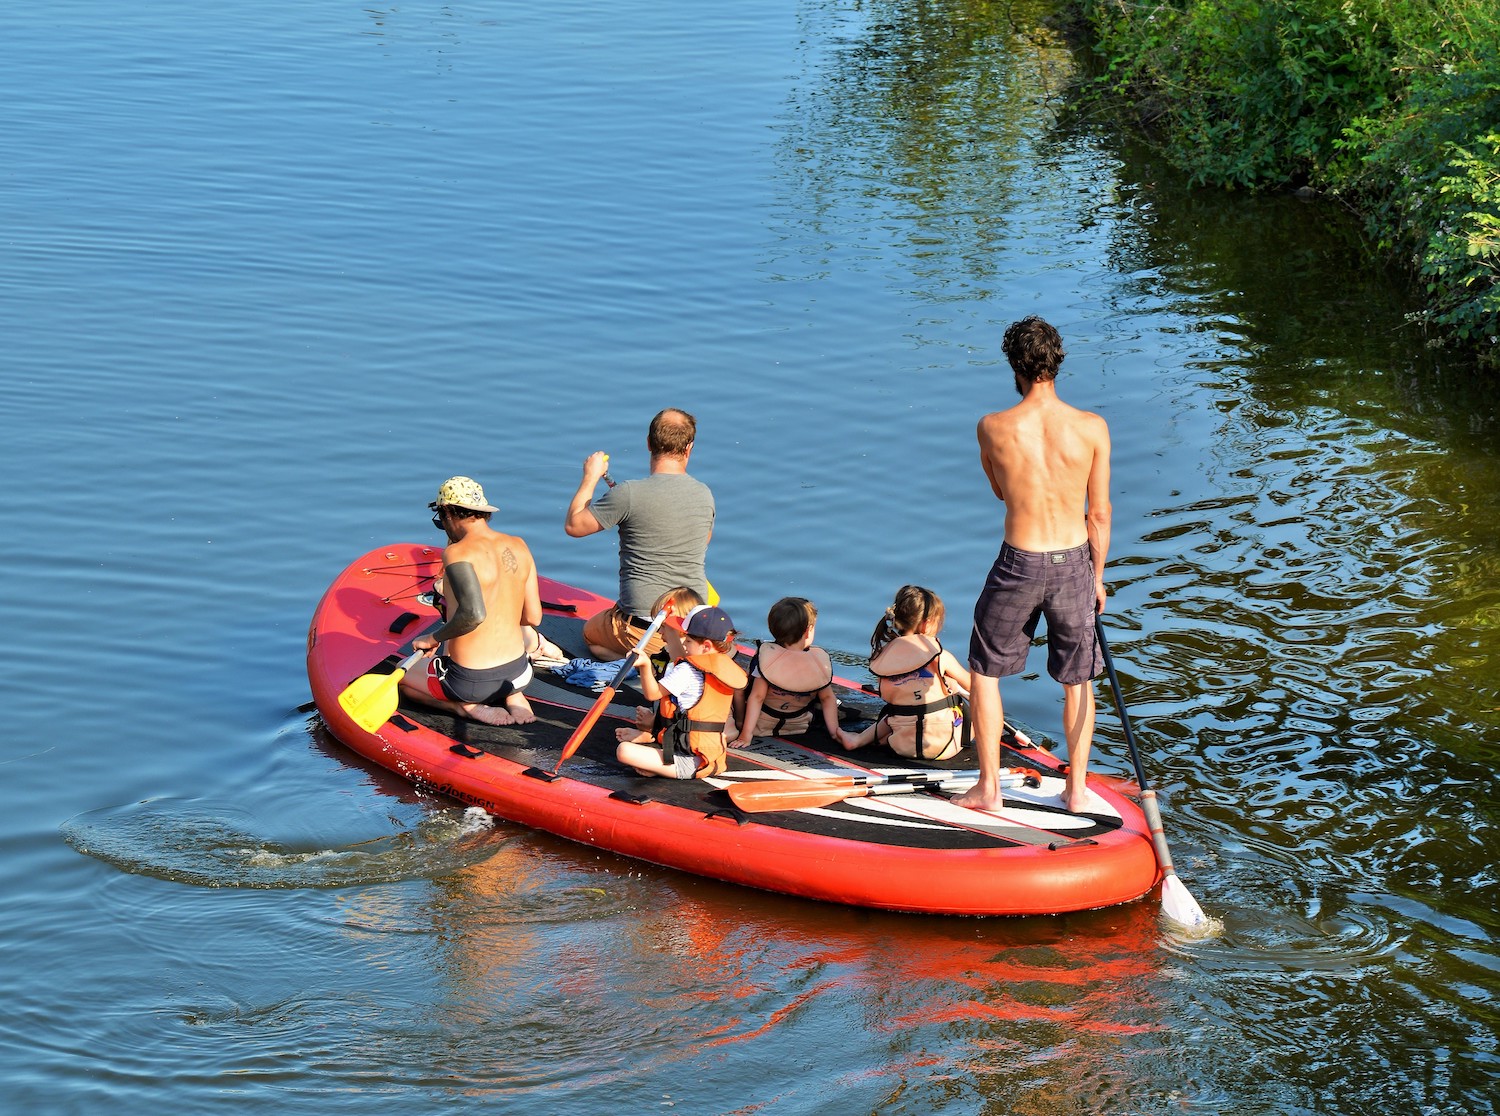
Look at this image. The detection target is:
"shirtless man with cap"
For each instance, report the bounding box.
[400,476,544,726]
[952,317,1112,814]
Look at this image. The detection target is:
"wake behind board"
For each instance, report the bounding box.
[306,543,1161,916]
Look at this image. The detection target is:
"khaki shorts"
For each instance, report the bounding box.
[582,603,667,658]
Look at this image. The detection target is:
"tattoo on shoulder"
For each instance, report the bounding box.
[502,546,519,573]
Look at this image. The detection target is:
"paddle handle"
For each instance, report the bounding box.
[605,609,668,690]
[860,771,1028,798]
[553,608,669,773]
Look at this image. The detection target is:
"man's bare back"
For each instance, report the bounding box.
[441,526,541,669]
[403,478,545,728]
[978,387,1111,583]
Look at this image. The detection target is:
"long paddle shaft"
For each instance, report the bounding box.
[553,609,669,773]
[1095,617,1209,928]
[338,649,427,734]
[728,768,1034,814]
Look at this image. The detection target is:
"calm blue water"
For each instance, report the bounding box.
[4,1,1497,1113]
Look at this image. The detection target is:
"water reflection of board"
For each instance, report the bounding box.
[307,542,1161,916]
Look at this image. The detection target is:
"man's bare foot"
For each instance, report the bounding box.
[950,784,1005,812]
[1062,786,1097,814]
[470,703,520,727]
[505,694,536,724]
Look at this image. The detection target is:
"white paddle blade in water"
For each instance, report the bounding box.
[1161,873,1209,929]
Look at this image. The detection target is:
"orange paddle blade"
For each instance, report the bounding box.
[727,780,878,813]
[553,684,617,771]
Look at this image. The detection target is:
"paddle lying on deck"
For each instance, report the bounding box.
[338,649,427,734]
[727,768,1035,813]
[553,608,669,773]
[1095,617,1209,929]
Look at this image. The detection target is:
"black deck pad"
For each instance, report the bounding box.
[392,614,1123,848]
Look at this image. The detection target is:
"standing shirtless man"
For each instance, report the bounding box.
[400,476,544,726]
[952,317,1111,814]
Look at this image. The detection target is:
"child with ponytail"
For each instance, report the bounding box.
[843,585,971,760]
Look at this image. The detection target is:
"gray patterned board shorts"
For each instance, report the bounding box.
[968,541,1103,685]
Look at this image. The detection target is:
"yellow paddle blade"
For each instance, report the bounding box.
[338,669,404,733]
[706,579,720,606]
[337,651,423,734]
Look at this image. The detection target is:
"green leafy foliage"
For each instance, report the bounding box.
[1077,0,1500,360]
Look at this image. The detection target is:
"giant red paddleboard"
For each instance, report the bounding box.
[307,543,1161,916]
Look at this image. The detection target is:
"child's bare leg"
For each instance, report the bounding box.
[615,739,675,777]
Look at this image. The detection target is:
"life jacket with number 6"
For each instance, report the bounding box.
[750,642,834,737]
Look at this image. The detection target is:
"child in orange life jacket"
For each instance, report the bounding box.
[731,596,852,748]
[616,604,748,779]
[621,585,705,739]
[842,585,971,760]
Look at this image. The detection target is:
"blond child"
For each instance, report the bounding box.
[843,585,970,760]
[616,605,748,778]
[732,597,849,747]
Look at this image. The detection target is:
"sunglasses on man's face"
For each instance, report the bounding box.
[430,505,446,531]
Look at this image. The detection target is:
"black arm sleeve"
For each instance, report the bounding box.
[428,561,486,643]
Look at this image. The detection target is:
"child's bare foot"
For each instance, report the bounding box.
[839,727,874,751]
[616,726,651,744]
[526,629,568,665]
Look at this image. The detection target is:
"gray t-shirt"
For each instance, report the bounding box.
[590,472,715,617]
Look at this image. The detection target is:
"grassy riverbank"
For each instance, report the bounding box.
[1075,0,1499,364]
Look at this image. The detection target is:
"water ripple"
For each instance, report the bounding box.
[61,801,509,888]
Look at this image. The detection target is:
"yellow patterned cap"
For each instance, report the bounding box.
[431,476,497,513]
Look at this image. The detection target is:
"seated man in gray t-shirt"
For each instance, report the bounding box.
[564,407,715,659]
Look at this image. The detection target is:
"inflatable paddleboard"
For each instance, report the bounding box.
[306,543,1161,916]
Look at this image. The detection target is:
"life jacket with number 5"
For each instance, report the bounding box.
[869,634,966,761]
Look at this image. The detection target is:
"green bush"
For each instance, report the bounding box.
[1077,0,1500,359]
